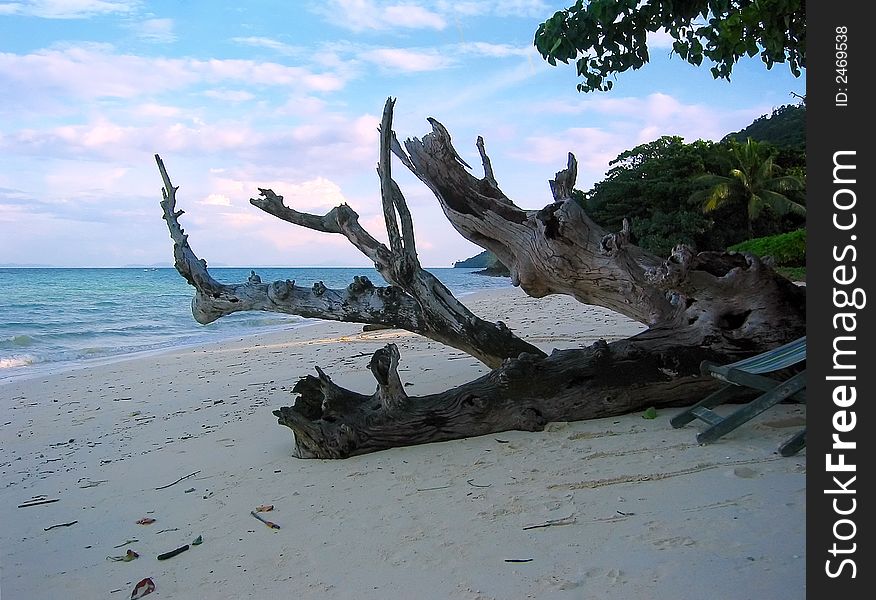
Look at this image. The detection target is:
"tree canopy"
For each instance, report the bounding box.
[582,105,806,255]
[534,0,806,92]
[582,136,722,255]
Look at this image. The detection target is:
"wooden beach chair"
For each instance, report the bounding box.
[670,337,806,456]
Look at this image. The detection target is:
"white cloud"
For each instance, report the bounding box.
[200,193,232,206]
[511,127,623,193]
[258,177,349,212]
[275,95,328,117]
[0,45,346,114]
[536,92,761,142]
[42,163,131,202]
[0,0,139,18]
[456,41,532,58]
[493,0,550,18]
[384,4,446,29]
[203,89,256,103]
[231,37,303,56]
[133,103,183,118]
[4,119,256,161]
[362,48,453,72]
[313,0,446,32]
[132,18,176,43]
[514,92,773,190]
[434,0,549,18]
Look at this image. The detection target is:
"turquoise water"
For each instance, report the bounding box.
[0,267,510,383]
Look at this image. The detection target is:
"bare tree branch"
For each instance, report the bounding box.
[378,98,405,259]
[476,135,497,188]
[549,153,577,202]
[156,99,545,368]
[156,154,425,328]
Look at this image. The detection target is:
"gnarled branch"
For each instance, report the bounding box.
[156,98,544,367]
[394,118,804,351]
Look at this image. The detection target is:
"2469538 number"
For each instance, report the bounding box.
[835,26,849,106]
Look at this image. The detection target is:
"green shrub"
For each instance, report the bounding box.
[728,228,806,266]
[776,266,806,282]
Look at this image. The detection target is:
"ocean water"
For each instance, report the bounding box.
[0,267,510,383]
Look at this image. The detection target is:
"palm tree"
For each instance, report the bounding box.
[692,138,805,236]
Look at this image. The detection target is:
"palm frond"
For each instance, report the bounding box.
[768,175,805,193]
[760,190,807,216]
[701,182,732,212]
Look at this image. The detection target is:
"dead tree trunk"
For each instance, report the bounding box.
[396,122,804,353]
[278,338,728,458]
[157,97,805,459]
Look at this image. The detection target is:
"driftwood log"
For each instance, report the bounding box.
[157,97,805,458]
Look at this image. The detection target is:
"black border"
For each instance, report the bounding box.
[807,2,872,596]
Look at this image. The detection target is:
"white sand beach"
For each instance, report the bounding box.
[0,287,806,599]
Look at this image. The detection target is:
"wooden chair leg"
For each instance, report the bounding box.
[778,429,806,456]
[670,384,739,428]
[696,372,807,444]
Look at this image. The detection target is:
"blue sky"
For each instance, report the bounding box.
[0,0,805,267]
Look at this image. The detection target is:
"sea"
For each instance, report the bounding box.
[0,267,511,384]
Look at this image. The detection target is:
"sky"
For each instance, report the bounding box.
[0,0,806,268]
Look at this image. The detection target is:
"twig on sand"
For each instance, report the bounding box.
[155,470,201,490]
[504,558,533,563]
[250,511,281,529]
[157,544,190,560]
[522,515,577,530]
[18,498,60,508]
[416,484,452,492]
[466,479,491,488]
[155,527,180,534]
[44,520,78,531]
[78,479,107,488]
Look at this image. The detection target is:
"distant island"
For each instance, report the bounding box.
[452,250,510,277]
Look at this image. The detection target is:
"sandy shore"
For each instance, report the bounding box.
[0,287,806,599]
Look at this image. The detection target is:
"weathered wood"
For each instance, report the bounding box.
[395,119,805,354]
[274,337,722,458]
[158,97,806,459]
[156,102,543,369]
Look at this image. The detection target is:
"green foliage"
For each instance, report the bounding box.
[633,210,712,257]
[453,250,509,275]
[581,105,806,255]
[453,250,495,268]
[584,136,728,254]
[775,266,806,282]
[723,104,806,149]
[729,229,806,266]
[691,138,805,232]
[534,0,806,92]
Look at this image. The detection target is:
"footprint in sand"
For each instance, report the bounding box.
[733,466,758,479]
[583,567,625,584]
[653,536,697,549]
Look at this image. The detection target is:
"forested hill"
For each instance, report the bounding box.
[723,103,805,148]
[452,251,493,268]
